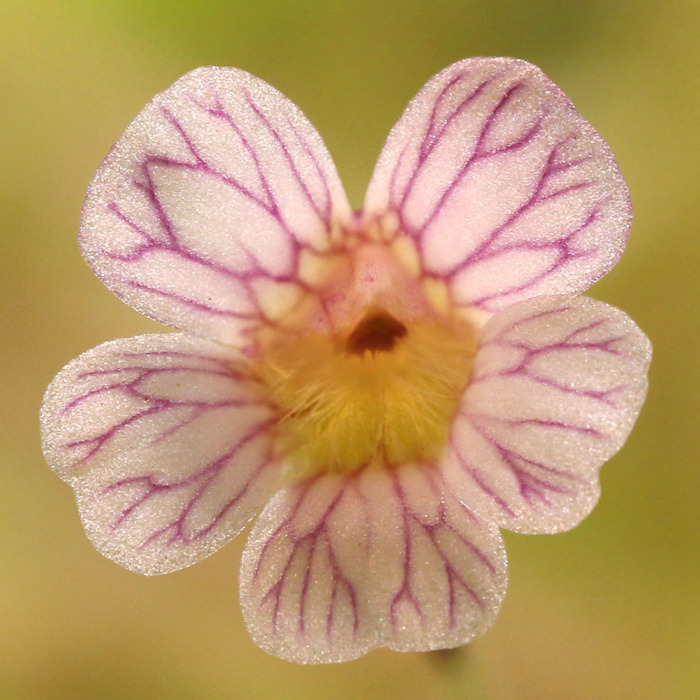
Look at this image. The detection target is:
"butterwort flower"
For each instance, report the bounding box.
[41,58,651,663]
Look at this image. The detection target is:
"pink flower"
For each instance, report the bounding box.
[41,58,650,663]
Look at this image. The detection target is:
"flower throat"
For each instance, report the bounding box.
[261,309,476,475]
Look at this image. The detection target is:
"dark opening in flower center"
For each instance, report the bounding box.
[345,312,408,355]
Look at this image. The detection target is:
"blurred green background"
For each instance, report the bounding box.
[2,1,698,698]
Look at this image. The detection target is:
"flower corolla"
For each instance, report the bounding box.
[41,58,651,663]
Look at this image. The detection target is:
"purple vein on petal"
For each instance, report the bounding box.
[243,90,328,226]
[117,278,254,319]
[160,105,207,166]
[448,429,518,519]
[472,344,629,407]
[393,72,501,211]
[389,470,424,630]
[175,97,278,212]
[102,101,318,287]
[93,89,356,338]
[61,350,271,467]
[470,413,604,441]
[104,202,263,287]
[255,477,361,640]
[367,62,630,314]
[418,92,543,237]
[392,468,496,630]
[448,176,602,276]
[193,90,333,245]
[285,115,333,224]
[195,96,280,213]
[468,418,584,501]
[461,206,606,309]
[105,416,276,543]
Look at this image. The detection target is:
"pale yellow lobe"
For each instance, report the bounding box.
[260,313,477,475]
[297,248,348,288]
[251,279,304,322]
[422,277,452,316]
[390,236,421,277]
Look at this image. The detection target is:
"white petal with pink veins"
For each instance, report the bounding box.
[364,58,631,310]
[41,334,283,574]
[240,465,506,663]
[81,67,352,346]
[445,295,651,533]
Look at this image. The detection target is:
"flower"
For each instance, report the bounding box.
[41,57,651,664]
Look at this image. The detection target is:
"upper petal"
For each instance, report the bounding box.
[364,58,631,310]
[240,464,506,663]
[444,295,651,533]
[81,67,352,345]
[41,334,283,574]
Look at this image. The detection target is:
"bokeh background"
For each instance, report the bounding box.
[2,1,698,698]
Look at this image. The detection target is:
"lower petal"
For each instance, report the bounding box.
[444,294,651,533]
[41,334,282,574]
[240,464,507,663]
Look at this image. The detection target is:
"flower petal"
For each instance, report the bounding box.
[41,334,282,574]
[364,58,631,310]
[81,67,352,346]
[445,295,651,533]
[240,464,506,663]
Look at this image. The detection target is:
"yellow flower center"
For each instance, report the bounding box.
[260,306,476,475]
